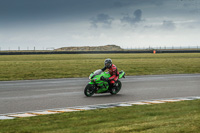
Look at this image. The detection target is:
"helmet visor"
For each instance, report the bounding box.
[105,62,111,68]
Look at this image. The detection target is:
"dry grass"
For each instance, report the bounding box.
[0,53,200,81]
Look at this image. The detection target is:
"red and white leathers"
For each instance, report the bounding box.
[102,64,119,84]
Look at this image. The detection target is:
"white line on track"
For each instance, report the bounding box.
[1,96,199,119]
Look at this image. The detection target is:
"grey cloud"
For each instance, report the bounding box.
[0,0,112,22]
[113,1,123,8]
[90,14,113,28]
[162,21,176,30]
[112,0,164,7]
[150,0,164,6]
[0,0,165,20]
[121,9,142,25]
[0,0,197,29]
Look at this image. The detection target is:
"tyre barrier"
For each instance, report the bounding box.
[0,50,200,55]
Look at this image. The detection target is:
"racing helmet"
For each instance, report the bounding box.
[104,58,112,68]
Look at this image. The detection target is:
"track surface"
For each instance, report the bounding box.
[0,74,200,114]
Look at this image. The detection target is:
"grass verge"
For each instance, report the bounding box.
[0,100,200,133]
[0,53,200,81]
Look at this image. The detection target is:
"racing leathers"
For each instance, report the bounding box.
[101,64,119,85]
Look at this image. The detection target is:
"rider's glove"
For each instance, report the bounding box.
[105,78,109,81]
[100,76,104,80]
[101,76,109,81]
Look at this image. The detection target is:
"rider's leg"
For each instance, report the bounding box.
[113,76,119,86]
[108,80,115,91]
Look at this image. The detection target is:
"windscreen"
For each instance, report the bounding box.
[93,69,102,76]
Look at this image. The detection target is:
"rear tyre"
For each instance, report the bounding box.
[110,80,122,95]
[84,84,95,97]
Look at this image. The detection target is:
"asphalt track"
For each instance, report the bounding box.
[0,74,200,114]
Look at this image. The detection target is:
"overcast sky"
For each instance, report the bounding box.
[0,0,200,50]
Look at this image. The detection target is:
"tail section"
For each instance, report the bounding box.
[119,70,125,79]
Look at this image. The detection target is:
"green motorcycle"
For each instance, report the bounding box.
[84,69,125,97]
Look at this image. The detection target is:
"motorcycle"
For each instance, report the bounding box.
[84,69,125,97]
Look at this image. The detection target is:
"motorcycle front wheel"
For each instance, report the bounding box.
[84,84,95,97]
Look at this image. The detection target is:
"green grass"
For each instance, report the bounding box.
[0,100,199,133]
[0,53,200,81]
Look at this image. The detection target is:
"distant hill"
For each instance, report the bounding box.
[55,45,123,51]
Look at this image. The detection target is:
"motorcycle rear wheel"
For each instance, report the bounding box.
[84,84,95,97]
[110,80,122,95]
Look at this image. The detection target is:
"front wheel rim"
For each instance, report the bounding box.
[85,84,95,97]
[87,89,94,96]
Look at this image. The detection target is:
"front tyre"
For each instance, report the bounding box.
[110,80,122,95]
[84,84,95,97]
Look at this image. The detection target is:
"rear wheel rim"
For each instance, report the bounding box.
[111,81,121,94]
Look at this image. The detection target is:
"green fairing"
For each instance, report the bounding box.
[88,70,125,93]
[119,71,125,79]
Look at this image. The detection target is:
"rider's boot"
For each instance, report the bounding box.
[108,84,113,92]
[109,83,117,92]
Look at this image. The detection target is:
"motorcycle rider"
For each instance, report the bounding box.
[101,58,119,90]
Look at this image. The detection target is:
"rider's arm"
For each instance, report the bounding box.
[108,68,117,80]
[101,66,106,71]
[109,72,116,80]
